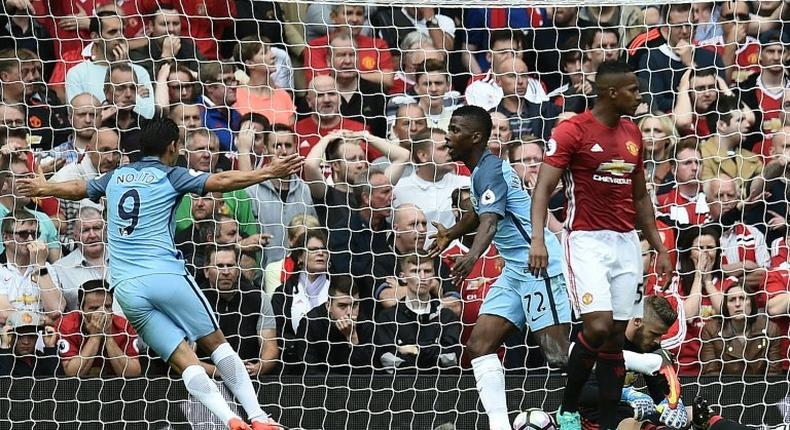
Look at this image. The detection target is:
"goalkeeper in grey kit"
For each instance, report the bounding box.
[577,295,755,430]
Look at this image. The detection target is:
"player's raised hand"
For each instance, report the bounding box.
[528,239,548,278]
[16,163,46,197]
[263,153,303,179]
[427,222,452,258]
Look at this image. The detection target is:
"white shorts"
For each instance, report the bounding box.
[562,229,644,320]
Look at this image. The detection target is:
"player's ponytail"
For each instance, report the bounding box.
[140,118,181,157]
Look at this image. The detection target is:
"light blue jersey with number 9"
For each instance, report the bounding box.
[86,157,209,286]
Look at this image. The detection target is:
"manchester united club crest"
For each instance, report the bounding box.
[625,141,639,156]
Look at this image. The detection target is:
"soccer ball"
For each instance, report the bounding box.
[513,408,557,430]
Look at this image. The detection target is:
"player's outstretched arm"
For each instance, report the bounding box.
[17,172,88,201]
[204,153,304,193]
[528,163,564,277]
[427,209,480,258]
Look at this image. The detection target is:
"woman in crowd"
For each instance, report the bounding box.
[639,112,678,196]
[233,37,296,126]
[700,281,783,375]
[653,226,725,375]
[271,228,331,371]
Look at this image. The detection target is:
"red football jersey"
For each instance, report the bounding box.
[770,236,789,269]
[544,110,643,232]
[294,116,382,161]
[303,34,394,85]
[656,188,710,225]
[754,80,785,133]
[765,268,790,368]
[57,312,139,376]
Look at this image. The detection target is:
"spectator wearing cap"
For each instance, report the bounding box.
[199,61,241,152]
[0,210,64,326]
[736,30,790,139]
[0,311,60,377]
[65,11,155,120]
[304,4,394,89]
[298,275,374,374]
[57,280,141,378]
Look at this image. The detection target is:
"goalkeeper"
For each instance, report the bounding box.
[578,295,754,430]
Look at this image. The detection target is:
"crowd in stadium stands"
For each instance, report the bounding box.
[0,1,790,380]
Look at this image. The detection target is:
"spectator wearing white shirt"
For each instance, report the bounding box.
[0,211,64,325]
[50,207,113,313]
[50,128,119,239]
[393,128,469,235]
[65,11,155,119]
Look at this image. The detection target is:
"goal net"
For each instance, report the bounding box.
[0,0,788,429]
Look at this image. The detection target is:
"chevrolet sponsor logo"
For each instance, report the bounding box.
[596,160,636,177]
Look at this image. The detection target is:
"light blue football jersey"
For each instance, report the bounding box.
[470,150,563,280]
[87,157,209,285]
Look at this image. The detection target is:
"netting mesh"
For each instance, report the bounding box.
[0,1,789,429]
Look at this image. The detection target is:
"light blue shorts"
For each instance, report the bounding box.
[479,272,571,331]
[113,273,218,361]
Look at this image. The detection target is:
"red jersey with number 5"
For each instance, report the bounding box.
[543,110,643,232]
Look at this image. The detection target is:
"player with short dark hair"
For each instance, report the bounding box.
[18,117,303,430]
[431,105,572,430]
[529,61,672,430]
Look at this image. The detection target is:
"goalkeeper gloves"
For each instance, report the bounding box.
[658,398,688,429]
[621,386,656,421]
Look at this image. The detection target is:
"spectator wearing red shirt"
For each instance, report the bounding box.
[656,139,710,226]
[765,267,790,369]
[705,174,769,292]
[295,75,380,160]
[663,227,726,376]
[304,4,394,90]
[736,31,789,138]
[57,279,141,378]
